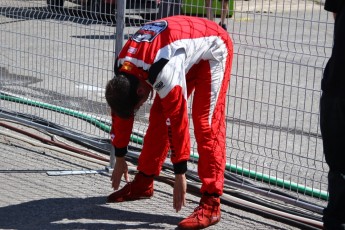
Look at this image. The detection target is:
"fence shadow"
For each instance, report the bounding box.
[0,6,116,25]
[0,67,107,115]
[0,196,181,229]
[0,5,151,26]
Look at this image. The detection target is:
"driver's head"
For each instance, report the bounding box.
[105,74,140,119]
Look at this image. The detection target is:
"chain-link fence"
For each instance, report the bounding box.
[0,0,332,216]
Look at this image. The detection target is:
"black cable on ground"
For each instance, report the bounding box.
[0,121,109,162]
[0,108,111,154]
[223,187,322,222]
[224,170,324,211]
[220,197,322,230]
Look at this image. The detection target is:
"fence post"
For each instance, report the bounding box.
[115,0,126,57]
[110,144,116,168]
[108,0,127,171]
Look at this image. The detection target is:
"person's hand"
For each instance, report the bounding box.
[173,173,186,212]
[111,157,129,190]
[155,0,161,5]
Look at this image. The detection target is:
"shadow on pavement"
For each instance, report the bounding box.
[0,196,181,229]
[0,67,107,115]
[0,6,116,25]
[0,5,152,26]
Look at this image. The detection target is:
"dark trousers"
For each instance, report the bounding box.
[156,0,183,19]
[320,93,345,230]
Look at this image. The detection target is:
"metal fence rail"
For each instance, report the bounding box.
[0,0,331,214]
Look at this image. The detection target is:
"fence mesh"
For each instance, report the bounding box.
[0,0,332,210]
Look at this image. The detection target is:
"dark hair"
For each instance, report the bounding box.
[105,74,140,119]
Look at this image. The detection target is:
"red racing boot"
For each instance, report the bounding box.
[107,172,154,203]
[178,195,221,230]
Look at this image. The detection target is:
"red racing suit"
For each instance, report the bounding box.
[111,15,233,195]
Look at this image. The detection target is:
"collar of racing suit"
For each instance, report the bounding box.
[119,61,148,81]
